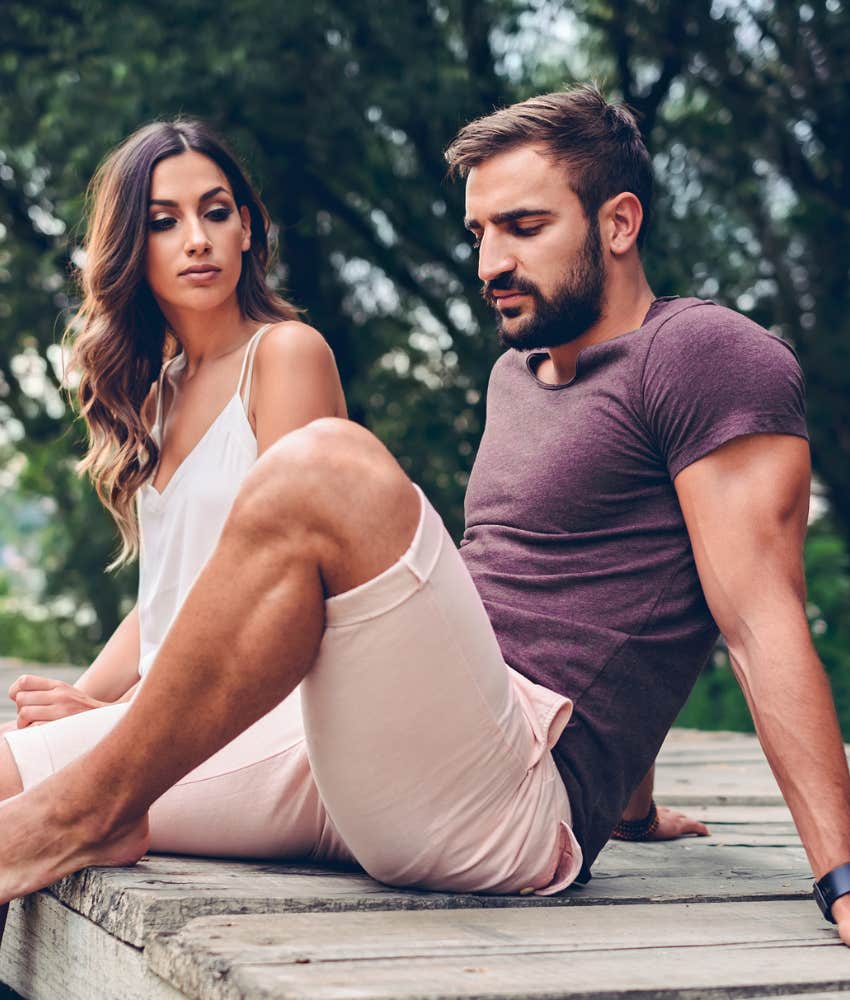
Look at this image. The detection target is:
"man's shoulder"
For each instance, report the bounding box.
[487,347,525,390]
[649,298,795,357]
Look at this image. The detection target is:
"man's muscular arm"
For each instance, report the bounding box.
[675,432,850,942]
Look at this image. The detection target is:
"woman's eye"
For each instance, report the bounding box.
[148,217,176,232]
[206,207,232,222]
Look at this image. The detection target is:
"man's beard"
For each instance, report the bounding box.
[483,219,606,351]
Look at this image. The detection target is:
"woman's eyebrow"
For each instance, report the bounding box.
[148,186,230,207]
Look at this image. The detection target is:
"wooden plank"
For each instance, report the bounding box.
[41,838,811,947]
[49,856,580,948]
[0,893,182,1000]
[581,840,810,904]
[47,834,813,951]
[654,761,784,804]
[656,803,794,823]
[145,901,849,1000]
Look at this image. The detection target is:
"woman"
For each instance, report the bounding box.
[0,120,355,865]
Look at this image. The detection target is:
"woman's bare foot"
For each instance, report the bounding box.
[0,774,149,905]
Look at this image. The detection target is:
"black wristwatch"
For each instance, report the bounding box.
[813,863,850,923]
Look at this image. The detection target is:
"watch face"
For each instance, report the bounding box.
[814,880,836,923]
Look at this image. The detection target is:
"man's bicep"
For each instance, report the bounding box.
[673,433,811,647]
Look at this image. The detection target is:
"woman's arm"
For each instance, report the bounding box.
[74,603,142,701]
[249,321,347,456]
[9,604,142,727]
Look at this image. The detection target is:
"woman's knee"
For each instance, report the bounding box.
[0,739,24,800]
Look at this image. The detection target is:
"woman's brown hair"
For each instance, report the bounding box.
[68,119,298,567]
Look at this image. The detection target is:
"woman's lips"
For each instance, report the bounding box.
[179,268,221,284]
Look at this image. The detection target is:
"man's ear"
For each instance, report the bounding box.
[603,192,643,256]
[240,205,252,252]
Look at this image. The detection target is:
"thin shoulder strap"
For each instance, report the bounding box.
[237,323,273,410]
[153,354,182,432]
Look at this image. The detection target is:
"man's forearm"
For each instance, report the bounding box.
[731,623,850,878]
[622,764,655,820]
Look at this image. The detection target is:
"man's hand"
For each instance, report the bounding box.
[617,764,711,842]
[8,675,106,728]
[831,895,850,946]
[649,805,709,841]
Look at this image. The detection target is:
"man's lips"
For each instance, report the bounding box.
[490,290,529,306]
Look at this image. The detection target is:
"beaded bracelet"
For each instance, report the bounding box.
[610,799,660,841]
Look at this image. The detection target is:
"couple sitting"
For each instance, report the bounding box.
[3,85,850,944]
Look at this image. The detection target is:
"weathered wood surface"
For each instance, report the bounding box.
[1,724,847,999]
[1,894,182,1000]
[42,831,810,952]
[145,902,849,1000]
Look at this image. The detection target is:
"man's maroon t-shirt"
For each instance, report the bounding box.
[459,296,808,876]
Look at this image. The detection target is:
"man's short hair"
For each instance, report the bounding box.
[445,85,653,247]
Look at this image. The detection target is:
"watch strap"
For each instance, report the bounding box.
[813,862,850,923]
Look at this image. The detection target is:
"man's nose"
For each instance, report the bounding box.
[477,235,516,284]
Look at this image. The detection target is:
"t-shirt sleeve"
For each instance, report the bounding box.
[641,303,808,480]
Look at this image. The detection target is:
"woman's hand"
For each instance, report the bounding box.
[8,675,107,728]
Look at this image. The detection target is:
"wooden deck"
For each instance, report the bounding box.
[0,659,848,998]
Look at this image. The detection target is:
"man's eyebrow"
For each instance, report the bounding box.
[463,208,555,230]
[148,186,229,207]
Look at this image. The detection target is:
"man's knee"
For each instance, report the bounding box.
[230,418,414,544]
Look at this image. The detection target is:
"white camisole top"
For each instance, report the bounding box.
[137,324,271,678]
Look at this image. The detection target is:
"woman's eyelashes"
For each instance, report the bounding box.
[148,205,233,232]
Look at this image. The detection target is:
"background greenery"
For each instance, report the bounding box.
[1,1,848,733]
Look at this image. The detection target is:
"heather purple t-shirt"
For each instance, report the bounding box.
[459,296,808,876]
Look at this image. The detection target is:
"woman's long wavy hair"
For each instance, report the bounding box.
[68,119,299,568]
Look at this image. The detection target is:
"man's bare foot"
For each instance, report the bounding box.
[0,778,149,905]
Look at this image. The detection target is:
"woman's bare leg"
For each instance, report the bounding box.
[0,741,24,941]
[0,419,420,903]
[0,742,24,801]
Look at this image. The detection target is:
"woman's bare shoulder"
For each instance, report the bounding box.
[253,320,337,369]
[250,320,346,425]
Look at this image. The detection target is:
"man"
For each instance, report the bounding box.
[2,86,850,940]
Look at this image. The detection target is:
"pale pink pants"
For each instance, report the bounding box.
[5,489,583,895]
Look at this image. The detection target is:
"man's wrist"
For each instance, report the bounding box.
[612,800,659,841]
[813,862,850,923]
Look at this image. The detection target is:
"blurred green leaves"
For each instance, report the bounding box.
[1,1,849,739]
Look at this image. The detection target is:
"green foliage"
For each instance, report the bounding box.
[1,0,849,727]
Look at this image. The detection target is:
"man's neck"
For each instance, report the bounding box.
[537,274,656,386]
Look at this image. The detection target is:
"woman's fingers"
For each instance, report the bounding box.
[12,681,103,727]
[8,672,109,731]
[16,704,69,728]
[8,675,59,700]
[11,691,60,707]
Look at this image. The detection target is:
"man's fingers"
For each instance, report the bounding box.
[652,806,711,841]
[680,817,710,836]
